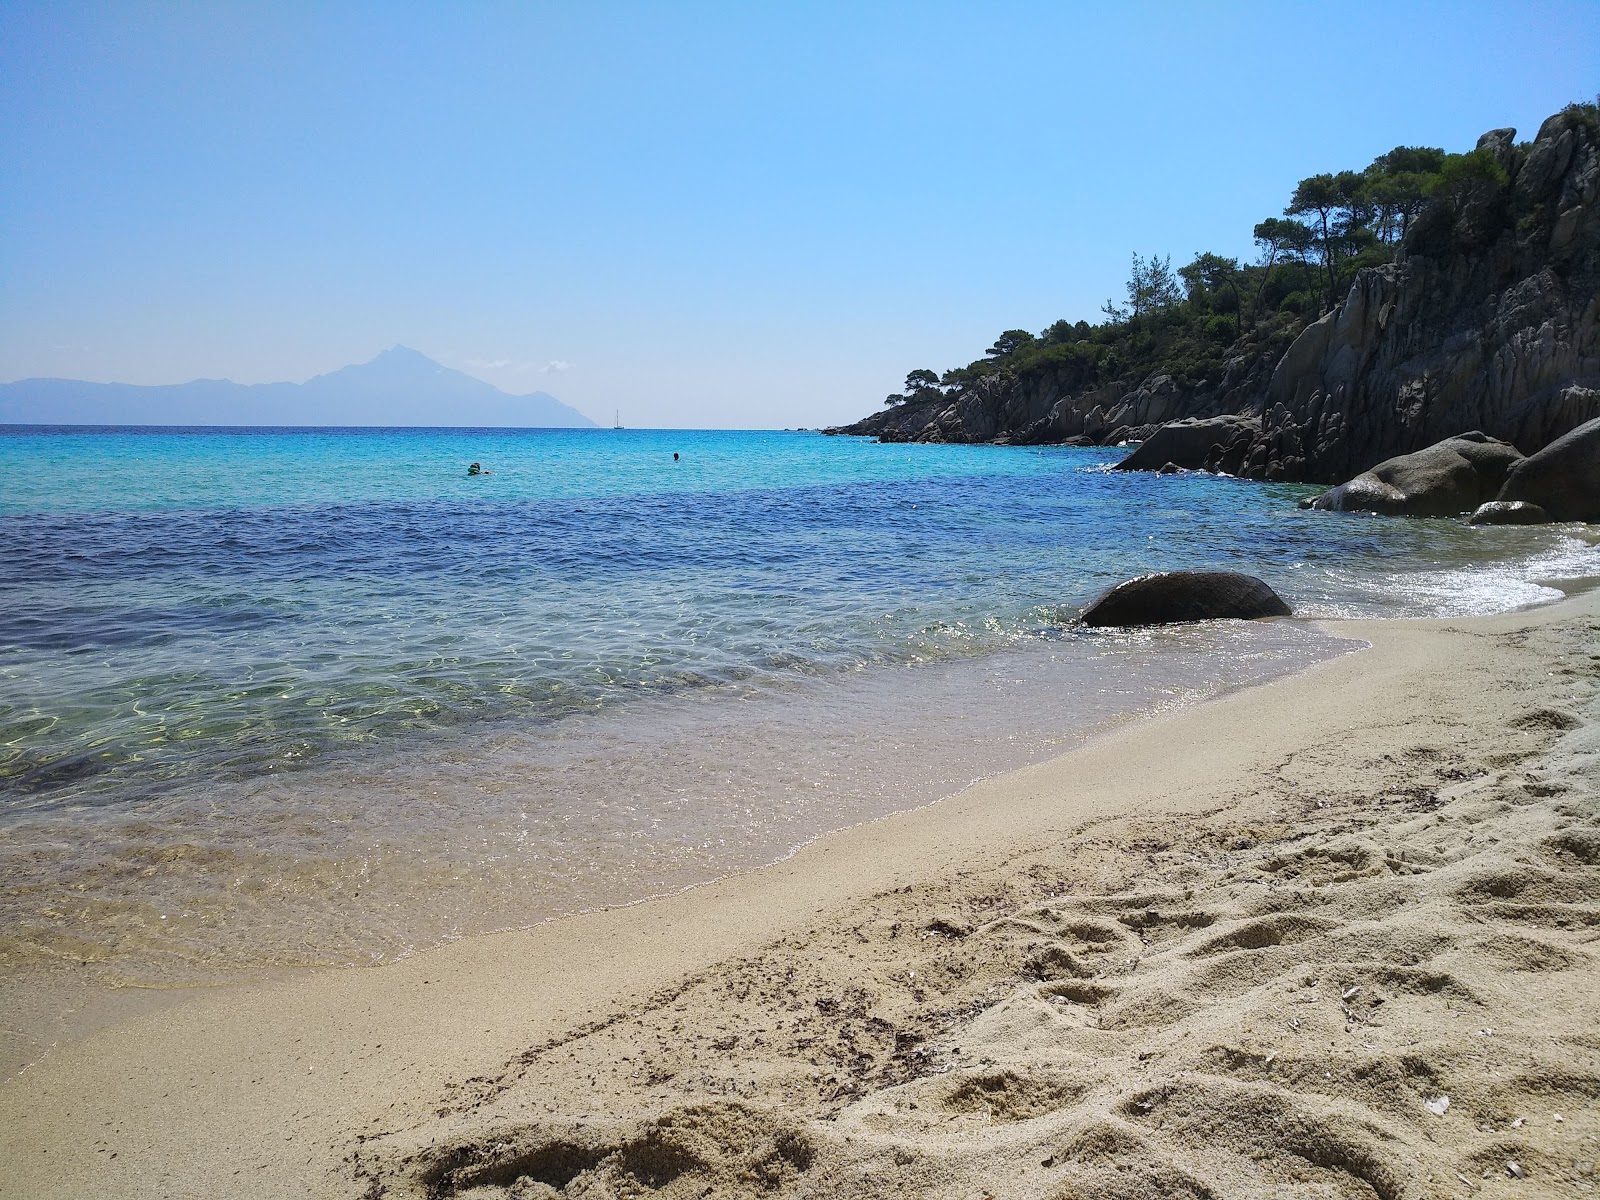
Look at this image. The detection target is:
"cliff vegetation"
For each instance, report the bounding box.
[833,99,1600,485]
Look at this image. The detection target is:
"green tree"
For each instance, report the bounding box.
[1107,252,1182,322]
[1179,252,1244,340]
[1100,297,1130,323]
[1286,170,1365,308]
[1131,252,1182,316]
[885,368,943,405]
[1364,145,1446,245]
[1427,148,1509,202]
[1373,145,1446,176]
[986,329,1036,358]
[1251,217,1317,313]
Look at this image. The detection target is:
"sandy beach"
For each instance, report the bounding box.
[3,590,1598,1199]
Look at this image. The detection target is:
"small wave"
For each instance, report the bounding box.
[1292,527,1600,619]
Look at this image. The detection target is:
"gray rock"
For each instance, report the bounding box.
[1468,500,1553,525]
[1113,415,1261,473]
[1517,126,1576,206]
[1495,414,1600,521]
[1080,571,1291,627]
[1476,127,1518,173]
[1305,433,1524,517]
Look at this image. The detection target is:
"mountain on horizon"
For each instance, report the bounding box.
[0,346,597,428]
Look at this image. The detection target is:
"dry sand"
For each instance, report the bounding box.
[2,591,1599,1199]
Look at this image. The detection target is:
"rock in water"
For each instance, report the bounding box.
[1080,571,1291,627]
[1468,500,1553,525]
[1303,433,1523,517]
[1494,415,1600,521]
[1113,416,1260,473]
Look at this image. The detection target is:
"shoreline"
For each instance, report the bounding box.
[0,612,1352,1029]
[1,587,1597,1197]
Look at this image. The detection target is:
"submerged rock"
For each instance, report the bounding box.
[1468,500,1553,525]
[1113,415,1261,474]
[1302,433,1523,517]
[1495,414,1600,521]
[1080,571,1291,627]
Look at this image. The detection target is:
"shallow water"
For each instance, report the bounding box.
[0,426,1595,981]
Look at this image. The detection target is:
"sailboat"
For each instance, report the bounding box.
[613,409,623,429]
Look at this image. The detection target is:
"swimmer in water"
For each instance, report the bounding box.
[467,462,490,476]
[673,452,679,462]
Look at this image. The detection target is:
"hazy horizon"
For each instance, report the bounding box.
[3,344,549,391]
[0,344,600,427]
[3,2,1598,428]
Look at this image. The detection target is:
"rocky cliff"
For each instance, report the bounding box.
[1239,110,1600,481]
[829,106,1600,484]
[834,343,1286,451]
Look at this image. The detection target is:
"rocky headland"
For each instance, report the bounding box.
[828,103,1600,494]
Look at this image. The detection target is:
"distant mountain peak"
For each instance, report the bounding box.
[369,344,439,367]
[334,345,448,377]
[1,347,597,428]
[310,345,459,388]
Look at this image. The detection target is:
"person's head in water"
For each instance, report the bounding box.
[673,452,679,462]
[467,462,482,475]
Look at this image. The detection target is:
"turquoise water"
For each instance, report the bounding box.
[0,426,1594,980]
[2,425,1041,514]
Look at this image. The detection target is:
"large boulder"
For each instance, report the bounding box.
[1494,415,1600,521]
[1468,500,1552,525]
[1112,415,1260,473]
[1080,571,1291,627]
[1302,432,1523,516]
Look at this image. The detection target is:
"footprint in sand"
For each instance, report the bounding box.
[1187,913,1337,957]
[1471,931,1584,973]
[1050,1120,1216,1200]
[408,1102,815,1199]
[940,1068,1087,1123]
[1509,707,1584,732]
[1118,1078,1408,1200]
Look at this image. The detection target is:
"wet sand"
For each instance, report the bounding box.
[2,591,1598,1199]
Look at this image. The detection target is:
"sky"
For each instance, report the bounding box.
[1,2,1597,429]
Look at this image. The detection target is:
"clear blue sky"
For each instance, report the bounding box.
[2,1,1596,428]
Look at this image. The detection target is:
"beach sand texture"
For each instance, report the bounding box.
[2,591,1598,1198]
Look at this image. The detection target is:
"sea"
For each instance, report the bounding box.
[1,425,1595,993]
